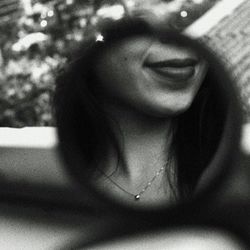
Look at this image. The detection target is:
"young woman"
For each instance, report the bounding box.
[54,7,228,207]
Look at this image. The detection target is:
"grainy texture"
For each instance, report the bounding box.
[202,0,250,120]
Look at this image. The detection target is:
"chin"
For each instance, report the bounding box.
[140,105,190,119]
[148,99,194,118]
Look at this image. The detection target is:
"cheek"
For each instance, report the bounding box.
[197,60,209,86]
[95,54,139,100]
[94,39,153,101]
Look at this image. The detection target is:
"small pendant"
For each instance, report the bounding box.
[134,194,140,201]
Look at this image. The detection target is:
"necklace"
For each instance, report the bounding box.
[101,161,168,201]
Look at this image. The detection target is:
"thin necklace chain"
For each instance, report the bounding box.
[101,159,169,201]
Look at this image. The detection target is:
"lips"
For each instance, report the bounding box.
[144,58,198,83]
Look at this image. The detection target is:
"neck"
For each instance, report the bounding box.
[104,104,175,181]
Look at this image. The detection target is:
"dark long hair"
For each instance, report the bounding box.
[54,19,228,199]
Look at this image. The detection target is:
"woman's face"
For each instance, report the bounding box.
[95,36,208,117]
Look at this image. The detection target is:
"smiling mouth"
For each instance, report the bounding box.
[144,58,198,82]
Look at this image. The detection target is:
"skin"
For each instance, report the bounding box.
[95,36,207,117]
[94,36,208,206]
